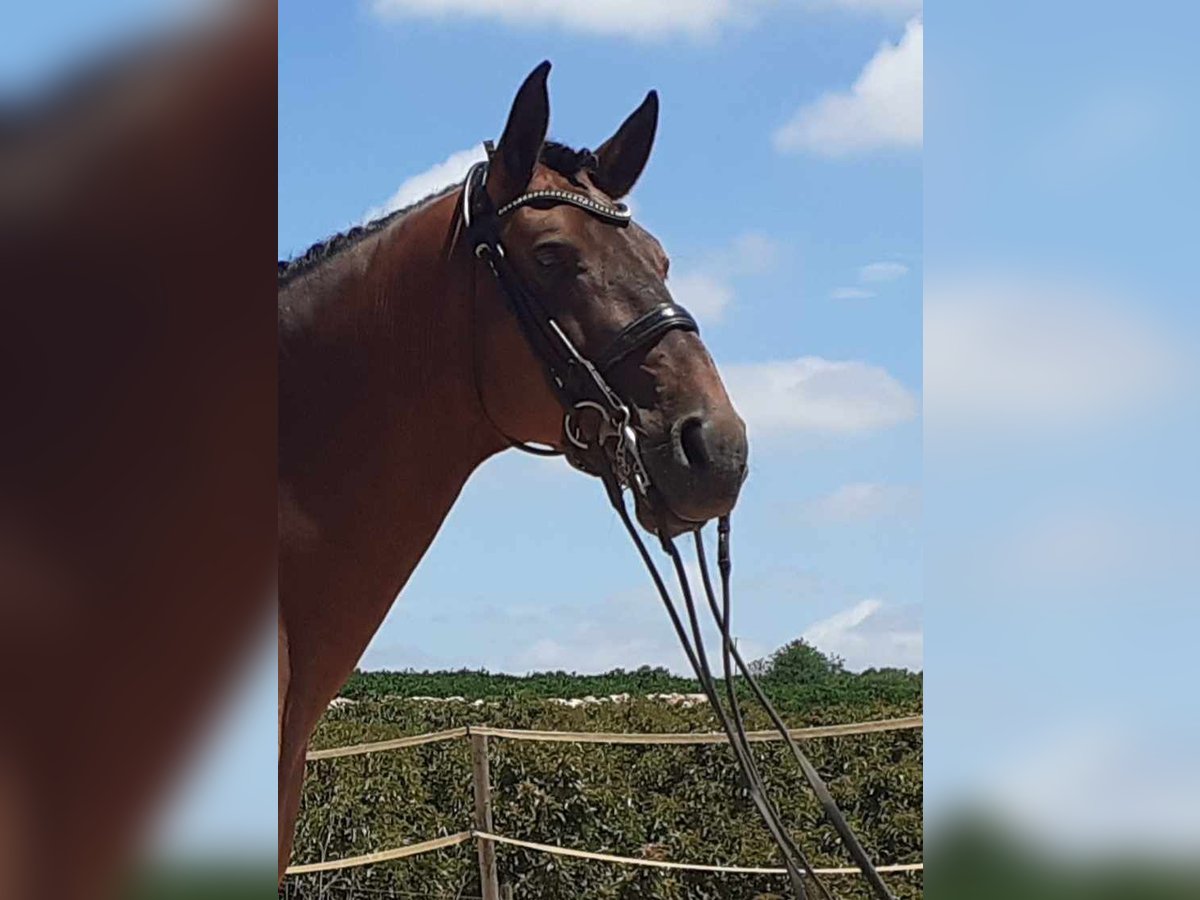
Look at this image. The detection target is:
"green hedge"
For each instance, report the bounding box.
[285,666,922,899]
[339,640,923,716]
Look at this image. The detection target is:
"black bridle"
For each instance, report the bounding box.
[462,147,698,495]
[460,145,895,900]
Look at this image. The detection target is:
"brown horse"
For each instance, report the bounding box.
[277,62,748,876]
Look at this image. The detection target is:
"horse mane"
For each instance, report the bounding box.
[276,183,458,287]
[277,141,598,287]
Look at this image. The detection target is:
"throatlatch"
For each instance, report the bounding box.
[460,145,895,900]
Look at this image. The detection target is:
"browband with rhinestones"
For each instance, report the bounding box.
[496,189,632,225]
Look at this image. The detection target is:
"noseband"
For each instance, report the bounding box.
[460,147,697,498]
[459,143,896,900]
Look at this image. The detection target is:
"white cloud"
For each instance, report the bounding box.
[859,260,909,282]
[669,273,735,325]
[492,558,797,676]
[518,632,678,673]
[806,482,919,522]
[362,145,486,224]
[722,357,918,436]
[1026,88,1171,188]
[723,231,780,275]
[360,641,448,670]
[774,17,922,156]
[802,599,922,670]
[986,502,1200,594]
[505,567,720,674]
[668,231,780,326]
[805,0,922,14]
[1001,507,1142,585]
[372,0,917,39]
[370,0,749,41]
[925,273,1184,435]
[829,259,909,299]
[830,287,875,300]
[514,627,770,677]
[981,719,1200,855]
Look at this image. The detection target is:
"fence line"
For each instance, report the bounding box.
[470,715,922,745]
[305,715,922,760]
[306,726,469,761]
[290,713,924,887]
[284,827,924,878]
[475,832,924,877]
[284,831,473,875]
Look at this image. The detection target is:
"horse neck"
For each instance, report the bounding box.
[279,189,503,633]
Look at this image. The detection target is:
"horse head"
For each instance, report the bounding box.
[473,62,749,536]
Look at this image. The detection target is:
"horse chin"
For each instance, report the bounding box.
[632,491,705,540]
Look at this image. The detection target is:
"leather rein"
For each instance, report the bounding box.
[458,145,895,900]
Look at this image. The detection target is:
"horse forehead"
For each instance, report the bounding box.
[629,222,668,268]
[527,165,605,199]
[524,166,665,266]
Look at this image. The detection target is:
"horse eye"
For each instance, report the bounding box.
[533,241,575,269]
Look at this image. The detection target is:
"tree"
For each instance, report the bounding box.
[758,639,844,683]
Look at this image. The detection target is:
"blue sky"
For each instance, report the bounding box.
[924,0,1200,855]
[280,1,924,678]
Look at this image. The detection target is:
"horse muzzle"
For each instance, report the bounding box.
[638,407,748,529]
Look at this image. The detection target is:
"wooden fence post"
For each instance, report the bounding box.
[470,730,501,900]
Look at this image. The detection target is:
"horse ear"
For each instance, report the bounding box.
[593,90,658,200]
[489,61,551,205]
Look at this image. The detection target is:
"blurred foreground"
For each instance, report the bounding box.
[925,2,1200,898]
[1,3,276,898]
[931,810,1200,900]
[123,864,269,900]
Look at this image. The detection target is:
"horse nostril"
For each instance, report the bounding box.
[654,411,748,521]
[678,416,709,470]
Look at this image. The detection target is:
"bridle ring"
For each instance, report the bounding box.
[564,400,613,451]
